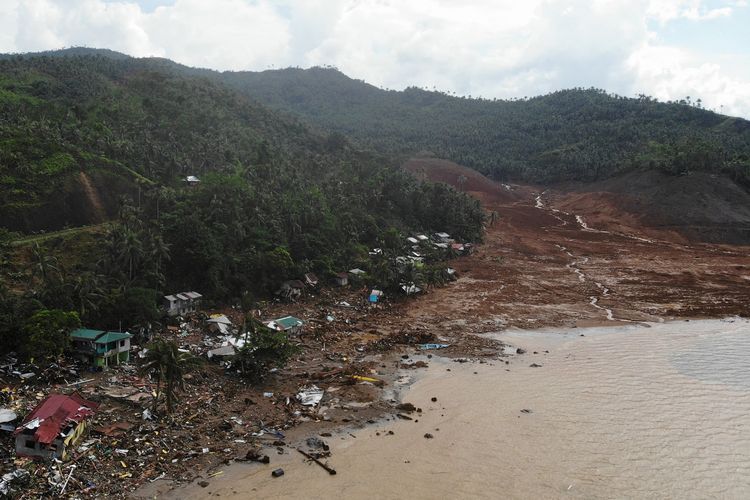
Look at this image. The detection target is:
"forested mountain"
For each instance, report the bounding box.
[0,51,484,343]
[221,67,750,187]
[10,49,749,188]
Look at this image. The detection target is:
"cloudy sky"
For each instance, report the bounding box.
[1,0,749,117]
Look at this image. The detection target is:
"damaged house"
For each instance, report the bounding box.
[14,392,99,460]
[266,316,304,335]
[206,314,232,335]
[163,291,202,317]
[276,280,304,301]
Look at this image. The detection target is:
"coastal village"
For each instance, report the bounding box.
[2,161,750,497]
[0,231,483,498]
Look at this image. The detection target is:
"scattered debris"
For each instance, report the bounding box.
[296,385,324,406]
[418,343,450,350]
[396,402,416,412]
[297,448,337,475]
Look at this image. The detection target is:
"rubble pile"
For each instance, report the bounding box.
[0,282,499,497]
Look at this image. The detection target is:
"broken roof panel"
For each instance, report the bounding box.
[175,293,189,300]
[15,393,98,444]
[207,345,236,358]
[269,316,304,330]
[184,291,202,299]
[206,314,232,325]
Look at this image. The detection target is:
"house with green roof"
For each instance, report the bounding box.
[70,328,132,368]
[265,316,304,335]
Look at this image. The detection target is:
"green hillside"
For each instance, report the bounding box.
[221,67,750,186]
[0,52,484,345]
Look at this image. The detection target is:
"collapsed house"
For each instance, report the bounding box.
[304,273,319,287]
[14,392,99,460]
[276,280,304,301]
[206,314,232,335]
[163,291,202,316]
[70,328,132,368]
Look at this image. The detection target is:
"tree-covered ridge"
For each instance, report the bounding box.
[9,49,749,188]
[0,52,485,351]
[221,67,750,187]
[0,53,321,226]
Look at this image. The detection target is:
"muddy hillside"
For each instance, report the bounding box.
[403,157,750,330]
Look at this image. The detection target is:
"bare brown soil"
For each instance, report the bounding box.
[405,158,750,331]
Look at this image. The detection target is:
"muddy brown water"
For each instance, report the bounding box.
[144,318,750,499]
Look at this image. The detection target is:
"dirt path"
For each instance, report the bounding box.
[78,171,107,222]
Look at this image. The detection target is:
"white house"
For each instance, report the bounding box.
[163,291,202,316]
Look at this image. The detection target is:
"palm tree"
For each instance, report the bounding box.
[66,270,106,319]
[145,230,170,287]
[29,243,61,289]
[140,339,200,414]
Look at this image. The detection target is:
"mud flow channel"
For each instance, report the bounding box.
[156,318,750,499]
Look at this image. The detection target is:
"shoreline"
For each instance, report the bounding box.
[138,316,750,499]
[133,316,749,498]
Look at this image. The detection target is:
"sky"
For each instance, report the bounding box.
[1,0,748,117]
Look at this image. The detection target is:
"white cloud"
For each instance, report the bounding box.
[627,44,750,116]
[0,0,748,117]
[646,0,734,23]
[0,0,20,53]
[144,0,292,70]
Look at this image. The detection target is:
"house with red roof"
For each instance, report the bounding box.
[14,392,99,460]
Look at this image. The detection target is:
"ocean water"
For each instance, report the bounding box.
[156,318,750,499]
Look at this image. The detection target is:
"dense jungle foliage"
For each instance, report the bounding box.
[0,51,484,356]
[223,67,750,187]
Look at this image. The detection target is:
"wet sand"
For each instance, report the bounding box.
[151,318,750,499]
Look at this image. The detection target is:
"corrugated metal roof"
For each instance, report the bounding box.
[15,392,98,444]
[95,331,131,344]
[70,328,105,340]
[70,329,130,344]
[274,316,303,329]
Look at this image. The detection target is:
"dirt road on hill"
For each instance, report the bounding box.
[403,158,750,334]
